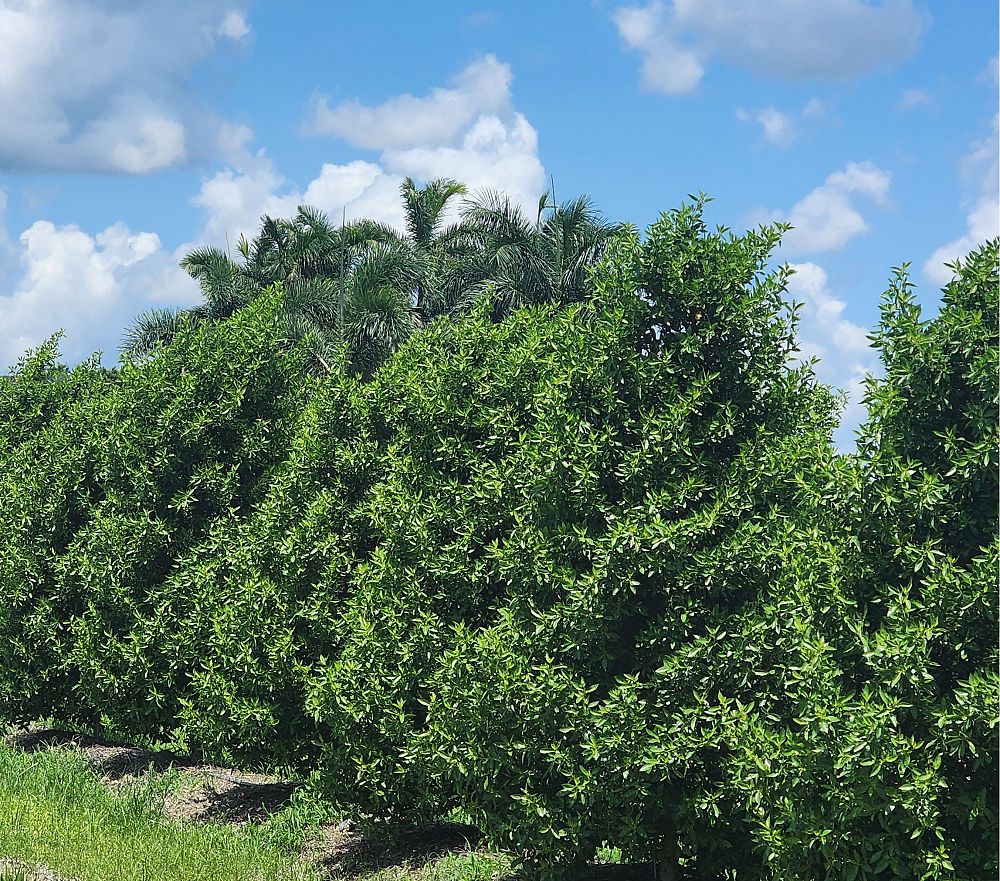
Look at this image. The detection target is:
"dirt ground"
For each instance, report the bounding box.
[4,727,498,878]
[3,727,665,880]
[0,856,73,881]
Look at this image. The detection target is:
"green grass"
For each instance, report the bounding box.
[0,742,516,881]
[358,851,511,880]
[0,742,321,881]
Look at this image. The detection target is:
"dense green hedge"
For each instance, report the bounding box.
[1,204,995,880]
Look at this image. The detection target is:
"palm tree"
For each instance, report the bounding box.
[120,245,257,359]
[450,190,623,318]
[121,179,620,374]
[121,208,422,375]
[398,176,467,319]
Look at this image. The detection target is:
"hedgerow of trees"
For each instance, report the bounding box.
[0,188,996,880]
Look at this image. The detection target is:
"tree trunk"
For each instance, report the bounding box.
[656,821,680,881]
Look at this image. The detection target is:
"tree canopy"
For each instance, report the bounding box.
[122,178,621,376]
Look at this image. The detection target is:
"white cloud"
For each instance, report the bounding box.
[923,114,999,285]
[898,88,932,110]
[197,131,544,253]
[788,262,871,357]
[383,113,545,213]
[307,55,514,149]
[94,109,188,175]
[736,98,831,148]
[192,151,408,246]
[736,106,796,147]
[802,98,826,119]
[786,261,877,445]
[0,217,196,368]
[612,4,703,94]
[613,0,925,94]
[252,54,545,235]
[0,0,252,173]
[193,153,303,245]
[777,161,891,254]
[218,9,251,40]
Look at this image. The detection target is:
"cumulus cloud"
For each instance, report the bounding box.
[184,52,550,246]
[923,114,999,286]
[301,56,546,218]
[0,216,196,368]
[192,152,407,246]
[777,161,891,254]
[736,106,796,147]
[198,133,544,253]
[613,4,703,94]
[307,55,514,149]
[786,261,877,445]
[0,0,251,174]
[613,0,925,94]
[383,113,545,213]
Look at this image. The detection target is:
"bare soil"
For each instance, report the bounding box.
[0,856,73,881]
[3,727,670,880]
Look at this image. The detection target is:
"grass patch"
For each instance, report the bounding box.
[0,740,516,880]
[0,742,320,881]
[352,851,510,880]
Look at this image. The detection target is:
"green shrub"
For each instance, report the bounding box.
[0,291,308,738]
[0,206,995,880]
[304,205,850,876]
[845,242,998,878]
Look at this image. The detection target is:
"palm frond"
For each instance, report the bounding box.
[402,177,467,246]
[120,308,197,361]
[179,246,235,281]
[345,285,421,375]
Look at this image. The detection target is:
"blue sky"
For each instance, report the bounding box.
[0,0,996,443]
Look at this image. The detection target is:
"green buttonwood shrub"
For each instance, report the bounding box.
[135,359,381,767]
[303,204,855,877]
[676,242,998,880]
[0,206,995,881]
[0,339,114,724]
[846,242,998,879]
[302,215,997,879]
[0,293,308,737]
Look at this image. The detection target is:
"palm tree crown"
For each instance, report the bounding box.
[121,178,621,375]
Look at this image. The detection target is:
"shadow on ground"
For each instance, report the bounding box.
[313,821,489,878]
[8,728,200,777]
[7,730,695,879]
[314,820,668,880]
[5,728,300,823]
